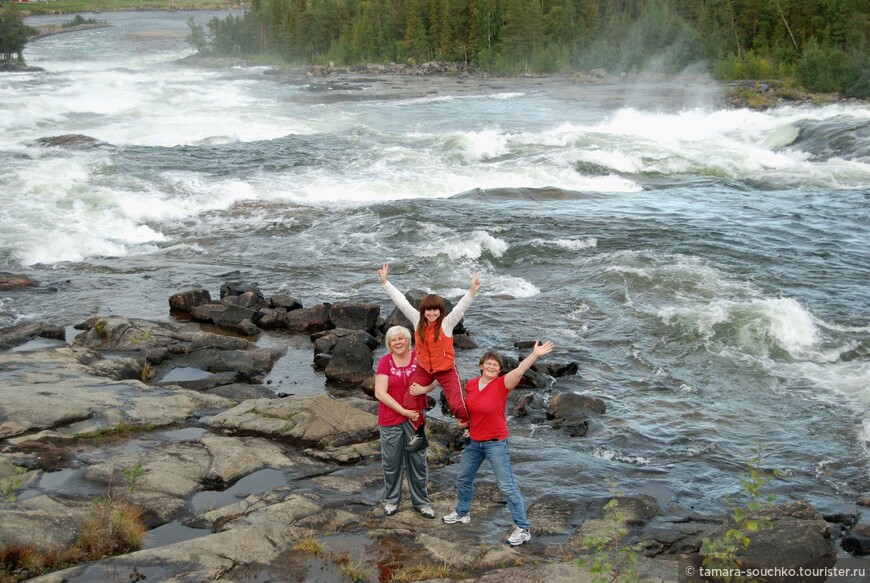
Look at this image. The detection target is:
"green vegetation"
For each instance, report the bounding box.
[0,466,27,504]
[335,551,371,583]
[74,421,157,442]
[186,0,869,98]
[576,478,643,583]
[0,9,36,65]
[700,445,782,582]
[62,14,103,28]
[0,463,148,583]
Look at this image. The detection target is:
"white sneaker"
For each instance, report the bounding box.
[383,503,398,516]
[417,505,435,519]
[442,511,471,524]
[506,526,531,546]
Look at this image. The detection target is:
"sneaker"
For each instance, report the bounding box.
[383,503,398,516]
[442,511,471,524]
[416,505,435,519]
[405,432,429,452]
[506,526,531,546]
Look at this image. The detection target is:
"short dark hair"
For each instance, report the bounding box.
[478,351,503,368]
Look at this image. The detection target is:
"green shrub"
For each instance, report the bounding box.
[796,38,847,93]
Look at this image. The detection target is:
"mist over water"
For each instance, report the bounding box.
[2,11,869,515]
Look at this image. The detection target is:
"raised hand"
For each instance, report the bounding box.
[533,340,555,358]
[469,272,481,296]
[378,262,389,284]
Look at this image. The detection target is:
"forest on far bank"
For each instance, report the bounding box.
[187,0,870,98]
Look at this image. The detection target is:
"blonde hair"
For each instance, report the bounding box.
[384,326,412,353]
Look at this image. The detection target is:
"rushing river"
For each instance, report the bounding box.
[3,11,869,522]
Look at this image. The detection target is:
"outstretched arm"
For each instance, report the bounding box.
[504,340,555,391]
[442,272,480,334]
[379,263,420,327]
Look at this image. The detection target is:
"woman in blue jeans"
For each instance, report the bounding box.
[442,340,555,546]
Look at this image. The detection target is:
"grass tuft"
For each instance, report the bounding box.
[293,536,324,556]
[387,562,458,582]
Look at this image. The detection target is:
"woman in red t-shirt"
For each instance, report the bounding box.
[374,325,437,519]
[442,340,555,547]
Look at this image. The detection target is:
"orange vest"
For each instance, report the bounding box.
[415,323,455,373]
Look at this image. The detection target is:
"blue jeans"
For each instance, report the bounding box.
[455,438,530,529]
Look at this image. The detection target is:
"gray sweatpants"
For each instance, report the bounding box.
[379,423,430,509]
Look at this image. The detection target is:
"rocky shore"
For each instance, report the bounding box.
[0,272,863,582]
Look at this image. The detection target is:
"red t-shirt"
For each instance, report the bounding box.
[376,351,418,427]
[465,375,509,441]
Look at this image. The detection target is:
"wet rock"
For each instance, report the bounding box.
[0,347,232,441]
[220,281,265,299]
[313,328,379,354]
[270,293,303,311]
[547,391,606,418]
[168,288,211,313]
[203,382,276,401]
[313,352,331,371]
[0,496,92,552]
[536,361,579,378]
[73,316,250,353]
[0,321,65,350]
[254,308,286,329]
[34,134,102,147]
[0,272,38,290]
[223,291,269,311]
[611,495,660,525]
[206,395,378,449]
[511,393,536,416]
[283,303,332,334]
[699,500,836,574]
[328,302,380,333]
[453,332,478,350]
[324,333,375,388]
[842,532,870,555]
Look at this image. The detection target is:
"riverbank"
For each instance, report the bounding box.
[28,22,111,42]
[177,55,861,111]
[5,0,247,17]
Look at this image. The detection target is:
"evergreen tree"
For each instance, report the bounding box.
[0,10,31,65]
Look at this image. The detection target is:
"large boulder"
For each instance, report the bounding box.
[0,347,232,441]
[283,304,332,334]
[324,333,374,388]
[699,500,836,576]
[206,395,378,448]
[0,272,38,290]
[168,288,211,313]
[328,302,380,333]
[73,316,250,353]
[547,391,606,418]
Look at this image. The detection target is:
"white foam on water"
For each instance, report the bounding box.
[573,105,870,187]
[482,274,541,299]
[590,446,651,466]
[604,250,869,420]
[531,237,598,251]
[415,230,509,261]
